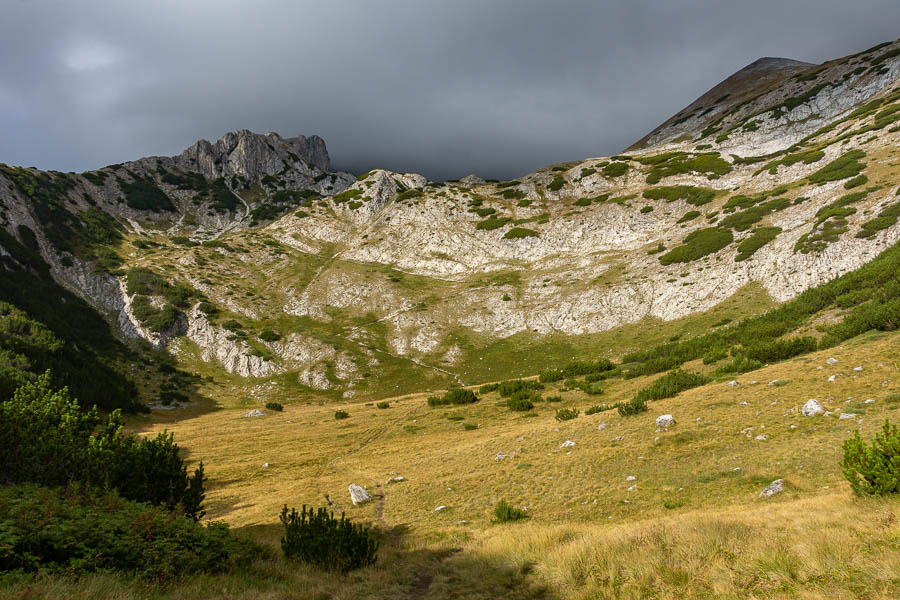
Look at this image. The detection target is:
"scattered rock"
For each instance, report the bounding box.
[262,462,269,468]
[387,476,405,484]
[434,505,449,513]
[728,380,740,387]
[739,401,748,406]
[626,475,636,482]
[853,366,863,372]
[755,434,769,441]
[838,413,856,420]
[758,479,784,498]
[348,484,372,505]
[614,436,624,441]
[597,423,607,430]
[828,375,837,382]
[802,399,825,417]
[627,485,636,491]
[560,440,576,449]
[494,453,513,461]
[656,414,676,428]
[826,357,839,365]
[865,398,876,404]
[244,409,265,417]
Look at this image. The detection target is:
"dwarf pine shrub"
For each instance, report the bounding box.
[842,420,900,496]
[334,410,350,420]
[280,505,379,572]
[493,500,528,523]
[427,388,478,406]
[555,407,580,421]
[265,402,283,412]
[617,397,648,417]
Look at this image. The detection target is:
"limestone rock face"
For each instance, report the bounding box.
[178,129,332,177]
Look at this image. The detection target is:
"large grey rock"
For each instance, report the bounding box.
[656,414,676,428]
[348,484,372,505]
[758,479,784,498]
[802,399,825,417]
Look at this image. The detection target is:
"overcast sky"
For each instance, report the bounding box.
[1,1,899,180]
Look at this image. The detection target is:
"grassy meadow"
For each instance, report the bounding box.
[5,328,899,599]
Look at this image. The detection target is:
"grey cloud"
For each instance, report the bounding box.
[1,0,899,180]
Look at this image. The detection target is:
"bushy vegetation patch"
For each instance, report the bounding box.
[331,188,363,204]
[633,369,710,403]
[658,227,733,265]
[506,392,536,412]
[503,227,539,239]
[0,484,257,577]
[807,150,866,185]
[643,185,716,206]
[493,500,528,523]
[842,420,900,496]
[844,174,869,189]
[280,505,378,572]
[334,410,350,420]
[427,388,479,406]
[121,177,176,212]
[857,201,900,238]
[635,152,732,184]
[495,380,544,396]
[265,402,283,412]
[625,241,900,379]
[718,197,790,232]
[735,226,781,261]
[2,374,206,518]
[795,189,871,253]
[677,210,701,224]
[548,175,566,191]
[617,397,648,417]
[476,216,511,230]
[601,162,629,178]
[555,407,580,421]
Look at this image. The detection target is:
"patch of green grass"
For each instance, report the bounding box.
[659,228,733,265]
[643,186,716,206]
[735,227,781,262]
[640,206,654,214]
[636,152,732,184]
[503,227,539,239]
[676,210,701,224]
[808,150,866,185]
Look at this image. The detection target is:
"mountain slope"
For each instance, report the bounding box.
[1,39,900,406]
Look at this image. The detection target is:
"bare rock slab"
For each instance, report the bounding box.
[348,483,372,505]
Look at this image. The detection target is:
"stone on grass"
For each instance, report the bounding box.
[828,375,837,382]
[560,440,576,449]
[802,399,825,417]
[758,479,784,498]
[865,398,876,404]
[656,414,676,428]
[838,413,857,420]
[826,357,839,365]
[434,505,449,513]
[728,380,739,387]
[626,475,636,482]
[387,476,405,484]
[244,409,265,417]
[597,423,607,430]
[853,366,863,372]
[755,434,769,441]
[494,453,513,461]
[348,483,372,505]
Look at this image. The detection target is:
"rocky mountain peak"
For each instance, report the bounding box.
[175,129,331,181]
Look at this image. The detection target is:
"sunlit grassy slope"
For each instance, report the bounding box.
[8,327,898,599]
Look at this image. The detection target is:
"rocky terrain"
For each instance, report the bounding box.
[2,38,900,402]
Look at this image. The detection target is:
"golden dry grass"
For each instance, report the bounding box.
[4,330,900,599]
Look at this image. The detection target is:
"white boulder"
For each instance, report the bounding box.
[348,484,372,505]
[802,399,825,417]
[656,414,676,428]
[758,479,784,498]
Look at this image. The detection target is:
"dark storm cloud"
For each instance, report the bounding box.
[1,0,899,180]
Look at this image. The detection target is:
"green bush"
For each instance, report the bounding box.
[539,369,563,383]
[808,150,866,185]
[844,174,868,189]
[479,383,500,394]
[497,379,544,397]
[602,162,629,178]
[633,369,711,403]
[842,420,900,496]
[259,328,281,342]
[476,216,511,231]
[506,392,536,412]
[659,227,733,265]
[584,404,613,415]
[463,422,478,431]
[280,505,378,572]
[735,227,781,261]
[548,175,566,191]
[545,395,563,403]
[503,227,539,239]
[555,407,580,421]
[643,185,716,206]
[493,500,528,522]
[640,205,654,214]
[265,402,283,412]
[0,484,257,577]
[637,153,731,184]
[617,397,648,416]
[677,210,701,224]
[1,374,206,519]
[334,410,349,420]
[376,401,390,409]
[427,388,479,406]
